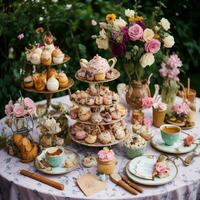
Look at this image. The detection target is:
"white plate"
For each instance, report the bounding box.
[151,132,197,154]
[35,148,80,175]
[126,155,178,186]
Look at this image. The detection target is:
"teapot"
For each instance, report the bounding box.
[79,54,117,73]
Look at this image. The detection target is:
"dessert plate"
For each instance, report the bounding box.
[126,156,178,186]
[151,132,197,154]
[35,148,80,175]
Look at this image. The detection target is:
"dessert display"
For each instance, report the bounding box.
[7,134,38,163]
[97,148,116,175]
[69,55,128,147]
[22,31,73,109]
[124,133,147,159]
[76,55,119,82]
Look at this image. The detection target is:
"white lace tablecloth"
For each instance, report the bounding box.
[0,95,200,200]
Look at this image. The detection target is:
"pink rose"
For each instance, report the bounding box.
[128,24,143,41]
[99,22,107,29]
[153,102,167,111]
[145,39,161,54]
[172,102,190,115]
[98,149,115,162]
[154,162,168,175]
[24,97,36,114]
[5,100,14,116]
[184,135,194,146]
[13,103,27,117]
[142,97,154,109]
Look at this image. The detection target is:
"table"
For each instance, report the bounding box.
[0,95,200,200]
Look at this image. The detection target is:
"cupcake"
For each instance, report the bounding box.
[95,96,103,105]
[33,73,46,91]
[111,110,121,120]
[103,96,112,105]
[91,112,103,123]
[82,155,97,168]
[95,70,106,81]
[52,48,64,64]
[23,75,33,88]
[41,50,52,66]
[86,71,95,81]
[98,130,112,144]
[48,68,57,78]
[85,134,97,144]
[97,148,116,175]
[78,107,92,121]
[75,130,87,140]
[77,69,86,79]
[57,72,69,88]
[124,134,147,159]
[86,96,95,106]
[30,52,41,65]
[114,128,126,140]
[102,112,112,123]
[106,70,115,79]
[70,105,79,119]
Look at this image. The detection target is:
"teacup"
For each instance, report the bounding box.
[45,146,65,167]
[160,124,181,146]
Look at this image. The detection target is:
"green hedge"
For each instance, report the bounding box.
[0,0,199,117]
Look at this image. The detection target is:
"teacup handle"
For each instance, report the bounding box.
[108,57,117,69]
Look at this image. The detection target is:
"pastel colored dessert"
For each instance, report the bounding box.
[33,73,46,91]
[95,70,106,81]
[111,110,121,120]
[95,96,103,105]
[23,75,33,88]
[78,107,91,121]
[103,96,112,105]
[86,96,95,106]
[102,112,112,123]
[86,71,95,81]
[124,134,147,159]
[52,48,64,64]
[91,112,103,123]
[82,155,97,168]
[69,105,79,119]
[30,52,41,65]
[41,50,52,65]
[84,134,97,144]
[106,70,115,79]
[58,72,69,88]
[114,128,126,140]
[98,131,112,144]
[75,130,87,140]
[97,148,116,175]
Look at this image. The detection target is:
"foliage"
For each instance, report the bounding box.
[0,0,200,117]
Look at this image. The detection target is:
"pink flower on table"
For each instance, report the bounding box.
[142,96,154,109]
[5,100,14,116]
[128,24,143,41]
[143,117,152,128]
[99,22,107,29]
[153,102,167,111]
[184,135,194,146]
[13,103,27,117]
[166,54,182,68]
[154,162,169,175]
[24,97,36,115]
[145,39,161,54]
[98,149,115,162]
[172,102,190,115]
[17,33,24,40]
[91,19,97,26]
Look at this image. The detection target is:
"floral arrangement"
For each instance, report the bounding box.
[93,4,175,81]
[172,102,190,116]
[153,102,167,111]
[5,97,36,118]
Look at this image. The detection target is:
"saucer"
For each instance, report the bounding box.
[35,148,80,175]
[151,132,197,154]
[126,155,178,186]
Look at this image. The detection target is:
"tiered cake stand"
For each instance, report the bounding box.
[21,56,74,109]
[69,68,129,147]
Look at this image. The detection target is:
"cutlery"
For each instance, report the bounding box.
[20,169,64,190]
[110,173,138,195]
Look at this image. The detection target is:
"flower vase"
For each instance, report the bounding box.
[161,79,179,112]
[10,115,34,135]
[126,80,151,110]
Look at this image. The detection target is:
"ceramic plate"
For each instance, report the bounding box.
[35,148,80,175]
[151,132,197,154]
[126,156,178,186]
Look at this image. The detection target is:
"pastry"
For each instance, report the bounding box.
[116,104,126,116]
[91,112,103,123]
[97,148,116,175]
[132,123,142,132]
[106,70,115,79]
[95,70,106,81]
[114,128,126,140]
[75,130,87,140]
[52,48,64,64]
[95,96,103,105]
[87,84,97,95]
[23,75,33,88]
[82,155,97,168]
[41,50,52,65]
[124,134,147,159]
[98,130,112,144]
[65,160,75,168]
[102,112,112,123]
[48,68,57,78]
[103,96,112,105]
[33,73,46,91]
[86,71,95,81]
[57,72,69,88]
[111,110,121,120]
[86,96,95,106]
[78,107,91,121]
[46,76,59,91]
[30,52,41,65]
[85,134,97,144]
[77,69,86,79]
[112,92,119,102]
[70,105,80,119]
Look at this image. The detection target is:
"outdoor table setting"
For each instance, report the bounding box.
[0,3,200,200]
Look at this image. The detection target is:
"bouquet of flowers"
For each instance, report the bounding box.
[93,4,175,81]
[171,102,190,121]
[5,97,36,118]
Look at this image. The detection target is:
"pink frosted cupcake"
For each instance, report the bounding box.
[75,130,87,140]
[97,148,116,175]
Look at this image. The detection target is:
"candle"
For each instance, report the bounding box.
[187,78,190,95]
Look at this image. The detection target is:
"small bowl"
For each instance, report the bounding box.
[45,146,65,167]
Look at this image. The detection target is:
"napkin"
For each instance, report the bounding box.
[77,174,106,196]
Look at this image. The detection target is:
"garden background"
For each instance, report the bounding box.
[0,0,200,117]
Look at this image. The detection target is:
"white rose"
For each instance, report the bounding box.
[139,53,155,68]
[113,17,127,31]
[143,28,154,42]
[159,18,170,31]
[96,30,109,50]
[99,29,107,39]
[125,9,135,17]
[163,35,175,48]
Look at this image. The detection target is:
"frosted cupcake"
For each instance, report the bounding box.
[124,134,147,159]
[97,148,116,175]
